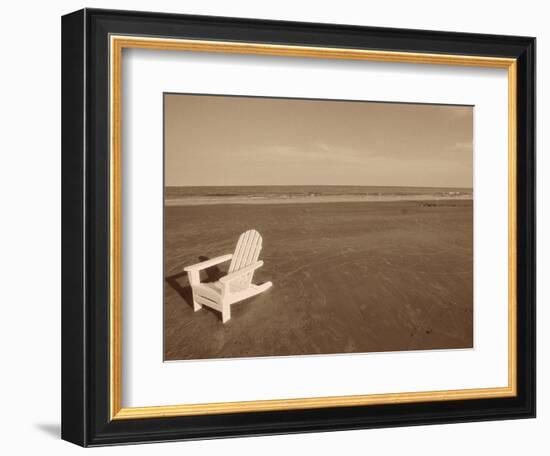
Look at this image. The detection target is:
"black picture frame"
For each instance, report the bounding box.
[62,8,536,447]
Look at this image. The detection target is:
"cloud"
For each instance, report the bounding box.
[250,142,374,166]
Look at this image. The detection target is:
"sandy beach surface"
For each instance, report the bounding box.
[164,200,473,361]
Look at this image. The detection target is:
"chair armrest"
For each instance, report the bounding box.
[184,254,233,272]
[219,261,263,284]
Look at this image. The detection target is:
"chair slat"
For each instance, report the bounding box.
[244,231,261,265]
[229,229,250,273]
[228,229,263,291]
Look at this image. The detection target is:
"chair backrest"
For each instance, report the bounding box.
[228,229,263,291]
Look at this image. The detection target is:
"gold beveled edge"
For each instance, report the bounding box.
[109,35,518,420]
[508,61,518,396]
[112,35,516,68]
[114,386,515,420]
[110,36,123,419]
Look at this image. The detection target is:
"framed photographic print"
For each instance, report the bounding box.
[61,8,536,447]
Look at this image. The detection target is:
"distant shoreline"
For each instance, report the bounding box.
[165,185,473,206]
[165,194,473,206]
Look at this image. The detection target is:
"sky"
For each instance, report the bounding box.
[164,94,473,188]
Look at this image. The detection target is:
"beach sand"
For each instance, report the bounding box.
[164,200,473,361]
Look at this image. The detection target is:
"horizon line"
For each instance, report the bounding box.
[165,184,474,189]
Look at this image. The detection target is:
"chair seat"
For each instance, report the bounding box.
[194,281,222,298]
[195,279,249,297]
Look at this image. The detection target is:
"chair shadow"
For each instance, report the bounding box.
[165,271,194,309]
[197,255,225,282]
[165,256,226,316]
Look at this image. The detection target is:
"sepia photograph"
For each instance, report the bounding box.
[163,93,474,361]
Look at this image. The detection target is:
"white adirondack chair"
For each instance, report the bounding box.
[183,229,272,323]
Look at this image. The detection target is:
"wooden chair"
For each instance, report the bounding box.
[183,229,272,323]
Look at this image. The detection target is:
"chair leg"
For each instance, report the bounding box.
[190,290,202,311]
[222,301,230,323]
[188,273,203,312]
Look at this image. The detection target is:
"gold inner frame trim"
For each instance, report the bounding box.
[109,35,518,420]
